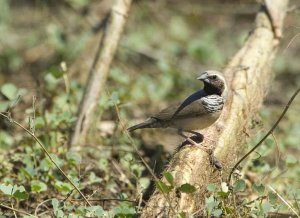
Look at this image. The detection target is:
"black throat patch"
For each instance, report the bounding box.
[204,82,224,96]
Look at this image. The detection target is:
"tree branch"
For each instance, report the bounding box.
[70,0,132,147]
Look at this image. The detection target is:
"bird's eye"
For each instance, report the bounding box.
[211,75,217,79]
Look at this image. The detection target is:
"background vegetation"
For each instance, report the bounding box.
[0,0,299,217]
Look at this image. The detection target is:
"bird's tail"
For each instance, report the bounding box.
[127,118,158,132]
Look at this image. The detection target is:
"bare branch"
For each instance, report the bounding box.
[70,0,132,147]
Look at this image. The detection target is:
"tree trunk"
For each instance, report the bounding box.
[141,1,289,217]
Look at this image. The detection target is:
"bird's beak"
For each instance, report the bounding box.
[197,73,209,83]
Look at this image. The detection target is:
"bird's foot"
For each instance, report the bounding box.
[209,153,223,171]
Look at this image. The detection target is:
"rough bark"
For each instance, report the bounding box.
[141,1,289,217]
[70,0,132,147]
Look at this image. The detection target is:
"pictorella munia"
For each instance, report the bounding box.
[128,70,227,150]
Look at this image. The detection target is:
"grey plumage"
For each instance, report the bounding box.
[128,71,227,135]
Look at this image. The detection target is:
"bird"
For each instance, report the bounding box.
[127,70,227,148]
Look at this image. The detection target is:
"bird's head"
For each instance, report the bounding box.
[197,71,227,96]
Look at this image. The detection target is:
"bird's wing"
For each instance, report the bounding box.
[152,100,206,121]
[152,90,206,121]
[171,89,206,118]
[152,95,224,121]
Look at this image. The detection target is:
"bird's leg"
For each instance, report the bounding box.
[186,130,216,143]
[178,130,198,146]
[177,129,209,152]
[185,130,204,142]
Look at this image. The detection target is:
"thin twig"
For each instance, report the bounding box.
[283,32,300,54]
[34,199,52,217]
[0,112,92,207]
[270,132,280,169]
[0,203,37,217]
[227,88,300,184]
[58,197,137,203]
[11,201,17,218]
[31,95,36,135]
[242,195,267,206]
[268,185,300,218]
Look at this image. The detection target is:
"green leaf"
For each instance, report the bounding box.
[52,198,60,211]
[0,131,14,149]
[54,181,73,194]
[49,154,64,168]
[268,192,278,205]
[217,191,229,198]
[156,181,173,193]
[51,198,64,218]
[0,101,10,111]
[23,165,36,178]
[109,91,120,105]
[178,183,196,193]
[13,189,29,200]
[66,152,82,165]
[212,209,222,217]
[234,179,246,192]
[139,177,150,189]
[44,73,59,90]
[163,172,174,186]
[98,158,108,172]
[88,172,103,184]
[130,163,145,177]
[54,209,64,218]
[34,117,45,129]
[0,184,13,195]
[0,184,29,200]
[49,66,64,78]
[253,183,265,195]
[262,202,272,214]
[111,202,135,217]
[205,195,218,215]
[1,83,18,100]
[178,212,186,218]
[86,206,105,217]
[31,180,47,193]
[207,183,216,192]
[286,154,297,166]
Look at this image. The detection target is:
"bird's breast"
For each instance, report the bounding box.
[201,95,224,113]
